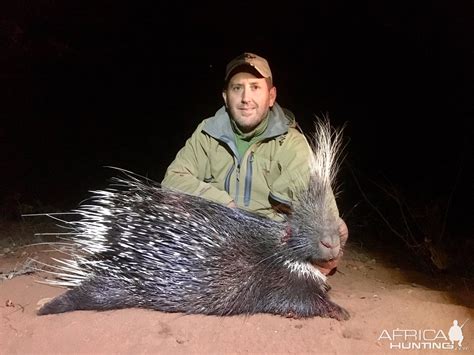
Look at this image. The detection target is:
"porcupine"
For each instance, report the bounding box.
[37,118,349,320]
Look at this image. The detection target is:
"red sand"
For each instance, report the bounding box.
[1,242,473,354]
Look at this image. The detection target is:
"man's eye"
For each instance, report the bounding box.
[232,86,242,91]
[251,85,260,90]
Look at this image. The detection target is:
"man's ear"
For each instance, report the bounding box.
[222,90,228,106]
[269,86,277,107]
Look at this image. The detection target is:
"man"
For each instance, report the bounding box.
[162,52,348,275]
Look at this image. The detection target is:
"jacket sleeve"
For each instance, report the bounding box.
[161,122,235,206]
[269,130,340,218]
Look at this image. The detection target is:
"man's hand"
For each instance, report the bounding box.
[314,218,348,276]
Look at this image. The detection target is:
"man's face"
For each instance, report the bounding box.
[223,72,276,133]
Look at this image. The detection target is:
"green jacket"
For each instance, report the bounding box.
[162,103,338,221]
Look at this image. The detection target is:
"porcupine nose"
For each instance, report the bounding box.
[320,237,341,260]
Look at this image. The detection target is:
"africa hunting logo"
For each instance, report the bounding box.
[378,319,469,350]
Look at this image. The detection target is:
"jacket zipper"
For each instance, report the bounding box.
[235,164,240,203]
[224,162,235,194]
[244,152,254,207]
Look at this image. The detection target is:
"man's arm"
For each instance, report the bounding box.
[161,123,234,206]
[270,131,339,212]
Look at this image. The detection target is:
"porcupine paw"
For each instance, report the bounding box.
[327,303,350,321]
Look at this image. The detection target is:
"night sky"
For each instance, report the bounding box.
[1,2,473,237]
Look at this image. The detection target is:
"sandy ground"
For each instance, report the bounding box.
[1,227,473,355]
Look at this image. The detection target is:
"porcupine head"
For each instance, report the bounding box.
[285,118,344,269]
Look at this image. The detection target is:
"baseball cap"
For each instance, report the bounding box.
[225,52,273,82]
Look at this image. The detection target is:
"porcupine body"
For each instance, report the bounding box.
[37,119,349,320]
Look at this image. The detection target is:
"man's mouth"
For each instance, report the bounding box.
[239,107,255,116]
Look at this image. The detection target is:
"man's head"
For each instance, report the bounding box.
[222,52,277,133]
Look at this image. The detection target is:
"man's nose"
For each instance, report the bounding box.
[241,87,251,102]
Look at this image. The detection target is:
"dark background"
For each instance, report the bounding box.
[1,1,473,241]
